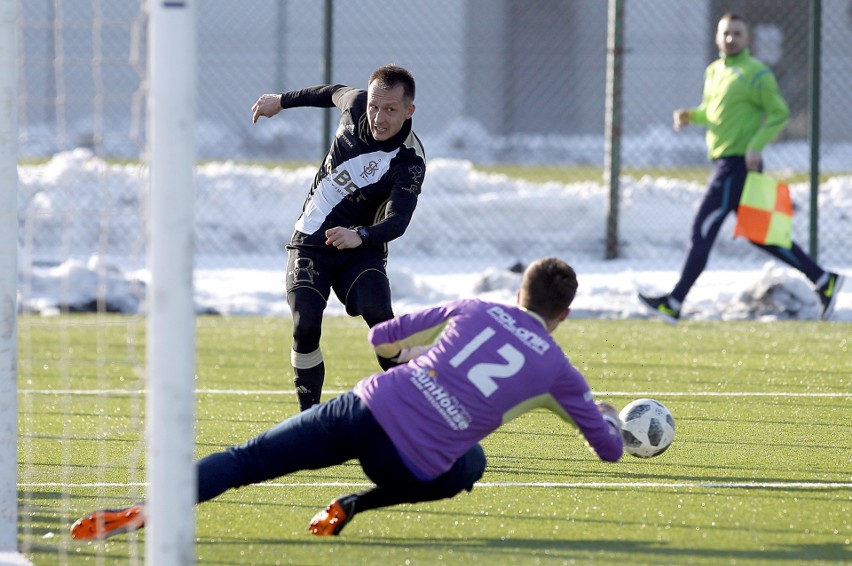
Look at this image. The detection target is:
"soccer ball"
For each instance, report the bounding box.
[619,398,675,458]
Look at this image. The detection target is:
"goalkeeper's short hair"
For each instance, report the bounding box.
[519,257,578,320]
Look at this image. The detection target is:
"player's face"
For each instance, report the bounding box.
[715,18,749,57]
[367,82,414,141]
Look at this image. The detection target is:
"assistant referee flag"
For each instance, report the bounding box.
[734,171,793,249]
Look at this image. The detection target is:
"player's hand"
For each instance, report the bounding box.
[745,149,762,171]
[252,94,283,123]
[325,227,361,250]
[597,401,622,430]
[673,108,690,131]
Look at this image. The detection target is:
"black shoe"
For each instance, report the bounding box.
[309,496,357,536]
[817,272,844,320]
[507,261,525,274]
[638,293,680,325]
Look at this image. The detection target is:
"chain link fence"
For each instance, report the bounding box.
[17,0,852,281]
[13,3,851,562]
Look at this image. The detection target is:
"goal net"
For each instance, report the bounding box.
[8,0,196,563]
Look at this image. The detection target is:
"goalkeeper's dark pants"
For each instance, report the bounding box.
[670,156,825,304]
[195,391,486,508]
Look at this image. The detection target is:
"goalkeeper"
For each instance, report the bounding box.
[70,257,623,540]
[252,64,426,410]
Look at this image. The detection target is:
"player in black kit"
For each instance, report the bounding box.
[252,64,426,410]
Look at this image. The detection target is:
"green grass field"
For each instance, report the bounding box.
[16,315,852,565]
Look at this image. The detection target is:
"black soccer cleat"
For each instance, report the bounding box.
[817,272,844,320]
[638,293,680,325]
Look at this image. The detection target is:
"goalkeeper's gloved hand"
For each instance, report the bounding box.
[596,401,622,430]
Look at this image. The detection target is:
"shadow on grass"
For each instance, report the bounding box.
[194,534,850,564]
[20,488,848,565]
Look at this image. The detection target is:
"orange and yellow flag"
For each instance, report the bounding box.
[734,172,793,249]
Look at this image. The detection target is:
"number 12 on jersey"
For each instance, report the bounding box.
[448,327,526,397]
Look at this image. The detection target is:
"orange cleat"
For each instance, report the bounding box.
[70,505,146,540]
[309,499,355,536]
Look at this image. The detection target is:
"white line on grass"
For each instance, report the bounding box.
[19,388,852,397]
[20,481,852,489]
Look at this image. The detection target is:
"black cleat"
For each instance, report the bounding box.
[817,272,844,320]
[638,293,680,325]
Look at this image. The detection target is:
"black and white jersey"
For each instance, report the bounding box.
[280,85,426,252]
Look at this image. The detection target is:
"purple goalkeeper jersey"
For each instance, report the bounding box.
[353,298,623,480]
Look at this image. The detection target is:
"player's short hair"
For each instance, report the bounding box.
[720,12,747,26]
[369,64,416,104]
[519,257,578,320]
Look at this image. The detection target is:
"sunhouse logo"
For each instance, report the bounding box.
[410,367,471,431]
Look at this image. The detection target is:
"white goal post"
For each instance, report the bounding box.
[0,0,23,563]
[145,0,198,564]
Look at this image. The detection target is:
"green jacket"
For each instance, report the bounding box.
[689,49,789,160]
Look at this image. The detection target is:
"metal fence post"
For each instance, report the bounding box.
[808,0,821,260]
[604,0,624,259]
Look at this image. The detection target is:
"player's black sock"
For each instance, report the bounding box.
[293,362,324,410]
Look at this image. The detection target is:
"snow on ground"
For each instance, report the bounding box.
[16,151,852,322]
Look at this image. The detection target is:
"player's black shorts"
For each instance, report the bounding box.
[285,242,389,309]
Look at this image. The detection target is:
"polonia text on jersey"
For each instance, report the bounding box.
[486,305,550,355]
